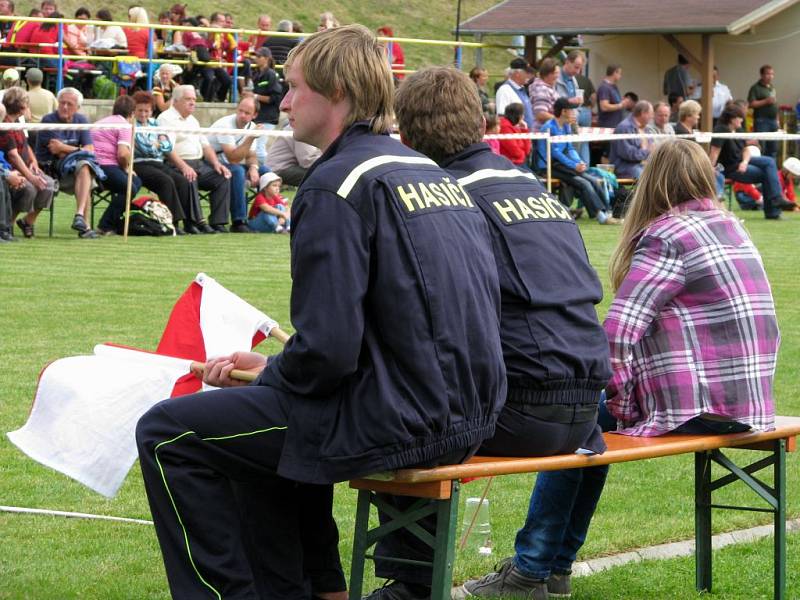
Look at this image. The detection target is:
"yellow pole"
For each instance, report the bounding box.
[123,119,136,241]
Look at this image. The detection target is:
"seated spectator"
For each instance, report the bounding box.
[64,7,90,55]
[529,57,559,132]
[605,138,778,436]
[709,103,790,219]
[780,156,800,209]
[5,9,43,55]
[29,12,61,66]
[193,12,234,102]
[251,47,282,165]
[0,68,20,103]
[131,91,196,234]
[676,100,724,197]
[89,95,142,235]
[264,124,321,186]
[124,6,150,59]
[645,101,674,136]
[157,84,231,232]
[207,96,264,232]
[668,92,684,123]
[156,10,182,48]
[318,11,339,30]
[537,98,619,224]
[497,102,531,167]
[377,26,405,82]
[469,66,493,114]
[90,9,128,49]
[35,87,102,238]
[152,64,179,116]
[40,0,55,17]
[597,64,630,129]
[248,171,290,233]
[24,67,56,124]
[732,181,764,211]
[609,100,653,179]
[484,113,501,155]
[263,20,298,68]
[0,139,26,242]
[248,14,272,50]
[0,88,56,238]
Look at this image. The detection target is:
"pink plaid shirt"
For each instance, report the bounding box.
[604,198,779,436]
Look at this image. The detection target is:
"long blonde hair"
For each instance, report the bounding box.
[609,138,719,291]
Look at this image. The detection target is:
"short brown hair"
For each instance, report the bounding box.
[285,24,394,134]
[565,50,585,64]
[538,58,557,78]
[395,67,483,164]
[112,95,135,118]
[2,86,28,115]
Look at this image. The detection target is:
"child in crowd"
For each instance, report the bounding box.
[732,181,764,211]
[605,138,778,436]
[248,171,291,233]
[779,156,800,210]
[484,113,501,155]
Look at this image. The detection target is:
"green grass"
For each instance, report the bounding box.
[1,198,799,598]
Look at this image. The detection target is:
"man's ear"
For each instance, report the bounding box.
[480,114,487,137]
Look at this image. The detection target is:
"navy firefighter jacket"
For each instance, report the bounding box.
[442,143,611,406]
[255,123,507,485]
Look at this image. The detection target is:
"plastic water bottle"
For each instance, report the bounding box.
[461,497,493,555]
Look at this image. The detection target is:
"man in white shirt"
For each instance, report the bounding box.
[265,124,321,186]
[207,96,263,232]
[495,58,535,130]
[157,84,231,233]
[712,66,733,124]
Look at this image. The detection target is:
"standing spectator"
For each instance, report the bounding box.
[667,93,684,123]
[157,84,231,232]
[248,14,271,50]
[377,26,405,81]
[251,47,282,166]
[124,6,150,59]
[555,50,588,163]
[663,54,693,98]
[645,102,674,137]
[132,91,194,234]
[711,66,733,125]
[529,58,559,132]
[0,87,55,238]
[537,98,618,224]
[90,95,142,235]
[469,66,493,114]
[748,65,779,159]
[610,101,653,179]
[597,64,631,129]
[263,19,298,67]
[35,87,102,238]
[498,103,531,167]
[710,103,788,219]
[264,124,321,186]
[152,64,178,116]
[605,139,777,437]
[24,67,56,124]
[495,58,534,131]
[207,96,263,233]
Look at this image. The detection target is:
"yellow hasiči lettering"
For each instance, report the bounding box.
[526,196,551,219]
[396,183,423,212]
[544,194,571,219]
[428,182,452,205]
[418,182,442,208]
[493,199,523,223]
[514,198,537,220]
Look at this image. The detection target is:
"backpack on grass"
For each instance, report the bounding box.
[117,196,175,236]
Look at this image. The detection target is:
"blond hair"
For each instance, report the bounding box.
[609,138,719,291]
[285,24,394,134]
[678,99,701,121]
[395,67,483,164]
[128,6,149,24]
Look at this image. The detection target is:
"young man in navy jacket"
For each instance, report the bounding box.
[136,27,506,600]
[396,67,613,600]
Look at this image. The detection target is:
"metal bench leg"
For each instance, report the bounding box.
[349,489,373,600]
[695,450,713,593]
[774,439,786,600]
[430,481,460,600]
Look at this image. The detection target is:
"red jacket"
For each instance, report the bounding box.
[498,116,531,166]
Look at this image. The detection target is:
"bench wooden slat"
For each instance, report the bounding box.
[349,479,452,500]
[352,416,800,486]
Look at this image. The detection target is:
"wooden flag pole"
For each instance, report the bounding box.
[122,118,137,241]
[190,326,290,382]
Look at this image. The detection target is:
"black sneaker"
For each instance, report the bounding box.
[363,581,430,600]
[78,228,99,239]
[212,224,229,233]
[184,221,201,234]
[452,558,548,600]
[16,218,34,238]
[198,222,216,234]
[71,214,89,233]
[0,230,16,242]
[230,221,251,233]
[547,572,571,598]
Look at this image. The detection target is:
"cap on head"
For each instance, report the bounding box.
[783,156,800,176]
[255,47,272,59]
[509,57,528,70]
[2,68,19,81]
[259,171,282,190]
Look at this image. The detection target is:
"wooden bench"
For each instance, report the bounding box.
[349,416,800,600]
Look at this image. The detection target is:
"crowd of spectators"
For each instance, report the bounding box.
[478,50,797,222]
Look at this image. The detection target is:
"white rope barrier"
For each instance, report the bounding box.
[0,504,153,525]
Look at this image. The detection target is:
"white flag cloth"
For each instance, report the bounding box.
[7,274,279,497]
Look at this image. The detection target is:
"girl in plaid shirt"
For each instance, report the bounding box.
[605,139,779,436]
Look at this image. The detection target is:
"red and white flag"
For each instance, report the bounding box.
[7,274,280,498]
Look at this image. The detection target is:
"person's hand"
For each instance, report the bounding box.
[737,160,749,173]
[247,165,260,187]
[6,170,25,189]
[30,173,48,191]
[180,164,197,182]
[200,351,267,387]
[575,163,587,173]
[622,97,633,110]
[765,95,776,105]
[47,138,66,154]
[216,163,231,179]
